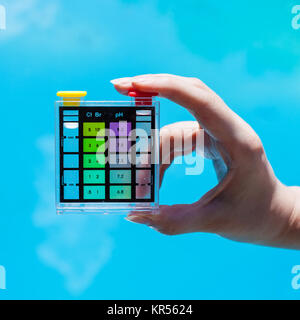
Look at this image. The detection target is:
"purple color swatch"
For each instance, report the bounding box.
[109,121,132,137]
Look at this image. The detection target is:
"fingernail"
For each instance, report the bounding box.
[110,79,120,85]
[132,78,153,84]
[125,215,154,225]
[110,78,131,85]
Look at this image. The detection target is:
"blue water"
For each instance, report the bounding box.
[1,0,300,299]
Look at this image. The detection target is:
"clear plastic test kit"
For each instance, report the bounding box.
[55,91,160,214]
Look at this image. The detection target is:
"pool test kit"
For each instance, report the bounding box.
[55,91,159,214]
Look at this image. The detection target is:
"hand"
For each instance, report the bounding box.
[111,74,300,249]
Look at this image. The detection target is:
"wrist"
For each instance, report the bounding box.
[270,184,300,249]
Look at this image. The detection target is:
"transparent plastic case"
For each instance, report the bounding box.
[55,92,159,214]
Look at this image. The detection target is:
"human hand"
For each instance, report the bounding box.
[111,74,300,249]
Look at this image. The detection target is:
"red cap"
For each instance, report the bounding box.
[128,91,158,106]
[128,91,158,98]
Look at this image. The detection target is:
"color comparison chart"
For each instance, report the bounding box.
[59,106,156,203]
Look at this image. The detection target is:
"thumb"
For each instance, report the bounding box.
[126,203,208,235]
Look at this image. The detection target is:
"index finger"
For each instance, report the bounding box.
[111,74,261,161]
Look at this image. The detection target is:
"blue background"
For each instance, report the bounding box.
[0,0,300,299]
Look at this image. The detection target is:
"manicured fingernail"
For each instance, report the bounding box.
[110,78,131,85]
[125,215,154,225]
[132,78,153,84]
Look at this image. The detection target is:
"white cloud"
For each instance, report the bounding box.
[0,0,109,52]
[2,0,300,111]
[33,135,118,294]
[0,0,58,38]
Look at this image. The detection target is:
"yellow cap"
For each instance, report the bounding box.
[57,91,87,98]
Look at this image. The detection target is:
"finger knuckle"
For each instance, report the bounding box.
[239,132,264,159]
[190,77,204,87]
[160,77,177,97]
[156,213,179,236]
[158,224,178,236]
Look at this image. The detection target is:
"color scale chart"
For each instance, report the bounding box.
[59,106,155,203]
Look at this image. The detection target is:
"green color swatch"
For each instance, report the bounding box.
[84,170,105,184]
[83,138,105,153]
[110,186,131,199]
[83,154,105,168]
[84,186,105,199]
[83,122,105,137]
